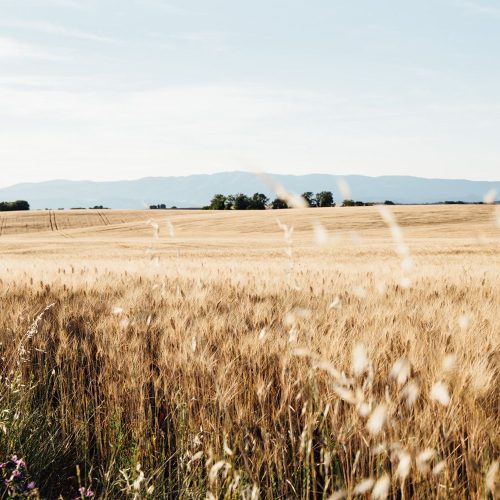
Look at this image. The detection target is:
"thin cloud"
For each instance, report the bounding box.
[136,0,206,16]
[458,0,500,15]
[0,36,71,61]
[0,82,327,185]
[171,31,226,51]
[30,0,91,9]
[1,20,120,44]
[0,74,109,91]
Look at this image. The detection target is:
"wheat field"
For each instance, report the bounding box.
[0,205,498,499]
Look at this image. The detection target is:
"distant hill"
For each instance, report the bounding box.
[0,172,497,209]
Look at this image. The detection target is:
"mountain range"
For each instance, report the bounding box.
[0,172,498,209]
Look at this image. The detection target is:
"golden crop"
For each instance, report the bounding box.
[0,205,498,498]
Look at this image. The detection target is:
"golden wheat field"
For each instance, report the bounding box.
[0,205,499,499]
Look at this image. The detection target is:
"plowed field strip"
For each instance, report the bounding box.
[52,211,59,231]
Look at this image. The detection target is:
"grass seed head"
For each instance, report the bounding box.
[372,474,390,499]
[327,490,346,500]
[352,343,368,376]
[432,461,446,476]
[353,478,375,495]
[430,382,450,406]
[390,358,411,386]
[485,460,499,494]
[367,404,387,435]
[396,451,412,482]
[416,449,435,473]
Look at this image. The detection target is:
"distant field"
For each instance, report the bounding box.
[0,205,498,498]
[0,203,497,247]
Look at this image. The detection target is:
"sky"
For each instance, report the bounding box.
[0,0,499,187]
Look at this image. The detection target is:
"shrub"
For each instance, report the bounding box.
[0,200,30,212]
[271,198,288,209]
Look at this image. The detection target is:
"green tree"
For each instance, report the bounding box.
[342,199,355,207]
[0,200,30,211]
[225,195,235,210]
[209,194,227,210]
[271,198,288,209]
[233,193,251,210]
[315,191,335,207]
[301,192,316,207]
[248,193,269,210]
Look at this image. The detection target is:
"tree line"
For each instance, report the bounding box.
[0,200,30,211]
[205,191,397,210]
[204,191,338,210]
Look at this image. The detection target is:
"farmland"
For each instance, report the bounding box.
[0,205,498,498]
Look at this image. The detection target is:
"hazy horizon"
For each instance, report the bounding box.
[1,170,497,209]
[1,169,500,189]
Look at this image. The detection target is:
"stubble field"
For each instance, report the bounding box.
[0,205,498,499]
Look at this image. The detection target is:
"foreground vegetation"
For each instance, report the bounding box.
[0,205,498,498]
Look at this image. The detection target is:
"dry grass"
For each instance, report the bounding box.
[0,205,498,498]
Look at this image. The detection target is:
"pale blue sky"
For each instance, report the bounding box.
[0,0,499,186]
